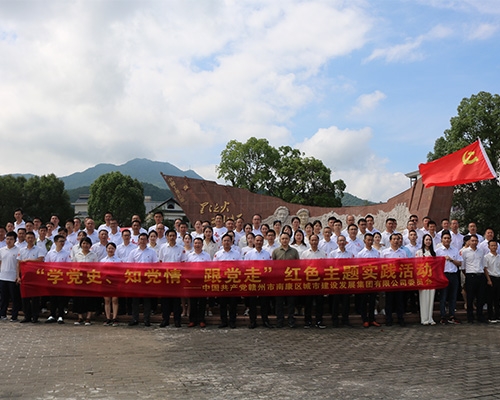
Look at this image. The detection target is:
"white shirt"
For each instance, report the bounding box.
[72,250,99,263]
[186,250,212,262]
[461,247,484,274]
[84,230,99,245]
[0,245,19,282]
[97,224,112,233]
[357,247,380,258]
[319,238,338,254]
[244,248,272,261]
[116,242,137,261]
[14,220,26,233]
[90,242,108,260]
[108,231,123,246]
[301,248,327,260]
[484,252,500,278]
[17,245,45,262]
[45,249,71,263]
[101,254,122,263]
[213,248,241,261]
[436,246,462,273]
[329,248,354,259]
[346,237,364,255]
[128,246,158,263]
[263,242,279,255]
[158,243,186,263]
[381,247,407,259]
[213,227,228,244]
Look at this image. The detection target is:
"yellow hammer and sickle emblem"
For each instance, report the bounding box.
[462,150,478,165]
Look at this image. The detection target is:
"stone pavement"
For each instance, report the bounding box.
[1,315,500,400]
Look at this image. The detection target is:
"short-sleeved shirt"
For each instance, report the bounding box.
[0,246,19,282]
[436,246,462,273]
[128,247,158,263]
[244,248,272,261]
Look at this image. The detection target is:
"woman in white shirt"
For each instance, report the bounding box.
[416,234,437,325]
[101,242,121,326]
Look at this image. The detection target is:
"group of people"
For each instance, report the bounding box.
[0,207,499,329]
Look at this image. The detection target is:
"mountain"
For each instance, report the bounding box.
[341,192,376,207]
[61,158,202,190]
[67,183,172,203]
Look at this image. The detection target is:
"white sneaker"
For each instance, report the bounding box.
[57,317,64,324]
[380,309,386,316]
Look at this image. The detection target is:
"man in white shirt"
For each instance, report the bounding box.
[84,218,99,244]
[15,228,28,249]
[108,219,123,246]
[36,225,51,256]
[214,234,242,329]
[158,229,186,328]
[0,231,21,321]
[245,234,273,329]
[148,211,164,233]
[381,218,397,248]
[128,233,158,327]
[97,212,113,233]
[251,214,263,236]
[357,233,381,328]
[365,214,379,235]
[478,228,495,256]
[467,222,484,243]
[13,208,25,233]
[436,231,462,324]
[319,226,337,255]
[116,229,136,261]
[17,231,45,323]
[233,217,245,245]
[44,234,71,324]
[0,226,6,249]
[346,224,364,255]
[381,234,407,327]
[484,240,500,323]
[186,237,211,328]
[450,219,464,250]
[212,213,228,245]
[329,235,354,327]
[462,234,486,323]
[301,234,328,329]
[263,229,279,254]
[419,216,431,236]
[91,229,109,260]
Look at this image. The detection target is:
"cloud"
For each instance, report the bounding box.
[365,24,453,63]
[0,1,373,177]
[468,23,498,40]
[350,90,386,115]
[297,126,408,202]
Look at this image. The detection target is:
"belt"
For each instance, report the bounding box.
[466,273,483,277]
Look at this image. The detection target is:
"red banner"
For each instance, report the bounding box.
[20,257,448,298]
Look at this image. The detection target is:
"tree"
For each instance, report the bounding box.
[427,91,500,233]
[88,172,145,225]
[217,138,345,207]
[0,174,72,225]
[23,174,73,223]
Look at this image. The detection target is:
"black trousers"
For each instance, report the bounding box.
[466,273,486,322]
[22,296,40,321]
[0,280,21,319]
[248,296,270,324]
[275,296,296,325]
[304,295,325,324]
[330,294,350,323]
[132,297,152,323]
[189,297,207,324]
[360,293,377,323]
[161,297,182,324]
[385,291,404,323]
[219,297,238,324]
[487,276,500,320]
[49,296,67,319]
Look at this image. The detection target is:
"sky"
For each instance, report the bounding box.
[1,0,500,202]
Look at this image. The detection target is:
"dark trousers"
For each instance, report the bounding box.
[219,297,238,324]
[0,280,21,319]
[132,297,152,323]
[385,291,404,323]
[440,272,459,318]
[49,296,67,319]
[465,273,486,322]
[275,296,296,325]
[486,276,500,321]
[304,295,325,324]
[189,297,207,324]
[331,294,350,323]
[360,293,377,323]
[161,297,181,324]
[248,296,270,324]
[22,296,40,321]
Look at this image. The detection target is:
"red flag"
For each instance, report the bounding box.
[419,140,496,187]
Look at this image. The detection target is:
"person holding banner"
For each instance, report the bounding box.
[357,233,381,328]
[186,238,211,328]
[72,237,99,326]
[214,233,242,329]
[381,234,407,327]
[416,234,437,325]
[128,233,158,327]
[44,234,71,324]
[101,242,121,326]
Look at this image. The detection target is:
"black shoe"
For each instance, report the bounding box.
[332,320,339,328]
[343,322,353,328]
[20,318,31,323]
[229,322,236,329]
[144,321,151,327]
[248,322,257,329]
[174,321,181,328]
[398,320,406,327]
[386,321,393,327]
[128,320,139,326]
[159,320,169,328]
[263,321,274,329]
[288,321,296,328]
[276,321,283,328]
[303,322,312,329]
[218,323,228,328]
[32,319,39,323]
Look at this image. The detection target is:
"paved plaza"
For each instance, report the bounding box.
[1,314,500,400]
